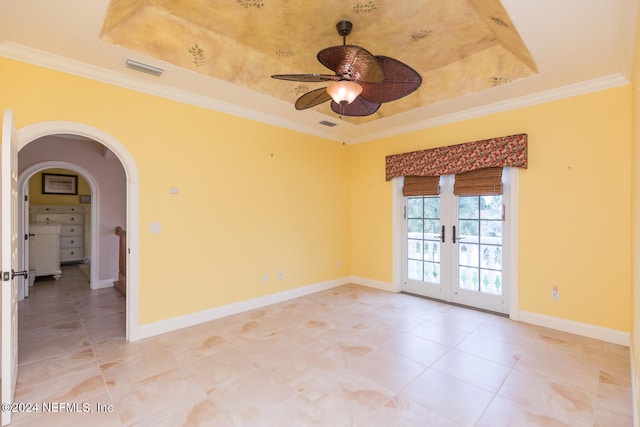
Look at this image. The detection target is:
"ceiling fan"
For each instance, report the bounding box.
[271,21,422,117]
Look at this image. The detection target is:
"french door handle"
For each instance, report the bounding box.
[440,225,445,243]
[452,226,466,243]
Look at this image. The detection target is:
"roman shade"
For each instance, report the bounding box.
[453,167,503,195]
[402,175,440,196]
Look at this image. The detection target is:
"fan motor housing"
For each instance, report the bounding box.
[336,21,353,37]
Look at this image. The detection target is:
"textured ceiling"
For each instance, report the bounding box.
[99,0,537,124]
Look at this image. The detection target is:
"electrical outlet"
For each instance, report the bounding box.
[278,271,284,280]
[263,274,268,283]
[551,286,559,300]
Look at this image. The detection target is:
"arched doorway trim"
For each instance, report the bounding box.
[16,121,141,342]
[18,161,101,289]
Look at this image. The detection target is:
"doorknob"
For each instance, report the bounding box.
[2,269,28,281]
[12,269,28,279]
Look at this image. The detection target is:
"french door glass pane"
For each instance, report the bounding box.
[408,259,423,281]
[407,196,441,284]
[458,195,503,296]
[407,198,424,218]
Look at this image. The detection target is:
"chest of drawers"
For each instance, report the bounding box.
[31,205,87,263]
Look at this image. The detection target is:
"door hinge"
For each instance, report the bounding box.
[24,194,28,202]
[403,206,406,220]
[502,204,506,221]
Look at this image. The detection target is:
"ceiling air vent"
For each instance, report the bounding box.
[124,59,164,77]
[319,120,337,127]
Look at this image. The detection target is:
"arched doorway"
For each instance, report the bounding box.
[19,161,100,292]
[16,122,141,342]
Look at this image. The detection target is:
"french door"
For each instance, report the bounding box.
[401,175,511,314]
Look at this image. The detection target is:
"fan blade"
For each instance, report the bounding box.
[359,56,422,103]
[317,45,384,83]
[330,96,381,117]
[271,74,340,82]
[295,87,333,110]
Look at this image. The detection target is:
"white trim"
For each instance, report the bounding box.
[518,310,630,346]
[16,122,141,342]
[349,276,397,293]
[137,277,350,340]
[18,161,100,290]
[506,168,520,320]
[390,177,404,293]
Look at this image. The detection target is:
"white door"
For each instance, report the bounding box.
[2,109,23,426]
[402,174,510,314]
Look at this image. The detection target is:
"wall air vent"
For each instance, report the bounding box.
[319,120,337,127]
[124,59,164,77]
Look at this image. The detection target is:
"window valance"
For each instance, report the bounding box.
[385,133,527,181]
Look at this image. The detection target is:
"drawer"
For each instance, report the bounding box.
[60,224,82,236]
[60,236,82,248]
[34,213,84,224]
[37,206,84,213]
[60,247,84,262]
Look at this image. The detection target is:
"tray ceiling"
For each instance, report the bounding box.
[0,0,636,142]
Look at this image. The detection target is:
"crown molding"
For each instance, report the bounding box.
[0,42,346,142]
[1,41,629,145]
[349,73,630,144]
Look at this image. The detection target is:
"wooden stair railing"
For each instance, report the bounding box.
[114,226,126,297]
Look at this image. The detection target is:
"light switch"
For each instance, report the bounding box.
[149,222,162,233]
[169,187,179,195]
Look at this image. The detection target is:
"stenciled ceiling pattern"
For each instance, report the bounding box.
[100,0,537,124]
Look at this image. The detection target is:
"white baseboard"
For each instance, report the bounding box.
[518,310,630,346]
[92,278,115,290]
[134,276,630,349]
[348,276,398,293]
[136,276,350,340]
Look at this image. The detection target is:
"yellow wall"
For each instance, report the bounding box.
[0,56,633,336]
[350,87,632,332]
[28,168,90,205]
[0,57,350,324]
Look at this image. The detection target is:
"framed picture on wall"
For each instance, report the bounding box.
[42,173,78,195]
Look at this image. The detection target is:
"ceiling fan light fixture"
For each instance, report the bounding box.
[326,81,362,105]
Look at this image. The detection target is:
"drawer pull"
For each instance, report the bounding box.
[69,228,75,232]
[70,217,75,221]
[70,240,75,244]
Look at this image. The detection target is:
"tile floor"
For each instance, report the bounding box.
[6,265,633,426]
